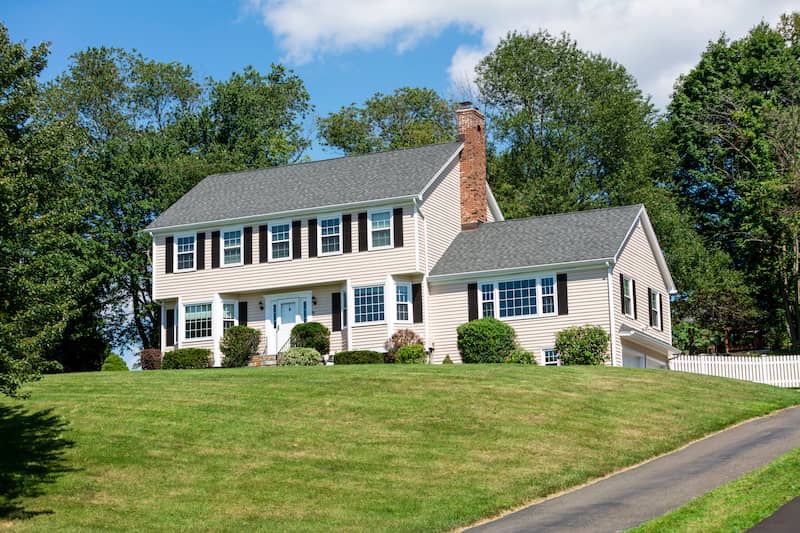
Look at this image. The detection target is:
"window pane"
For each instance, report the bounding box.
[185,303,212,338]
[222,230,242,265]
[354,286,384,323]
[176,236,195,270]
[372,229,391,248]
[544,349,559,366]
[370,211,391,248]
[271,223,290,259]
[320,217,340,254]
[499,279,536,317]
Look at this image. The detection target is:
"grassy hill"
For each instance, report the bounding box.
[1,365,798,531]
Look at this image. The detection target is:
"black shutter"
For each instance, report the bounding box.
[619,273,625,313]
[165,236,174,274]
[332,292,342,332]
[165,308,175,347]
[358,212,368,251]
[243,226,253,265]
[648,288,653,326]
[557,273,568,315]
[659,293,664,331]
[238,301,248,326]
[292,220,302,259]
[211,230,220,268]
[342,214,352,253]
[308,218,318,258]
[393,207,404,248]
[412,283,423,323]
[196,232,205,270]
[259,224,268,263]
[467,283,478,321]
[632,279,638,319]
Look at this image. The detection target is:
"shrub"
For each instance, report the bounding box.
[279,347,322,366]
[220,326,261,368]
[162,348,211,369]
[554,325,610,365]
[396,344,426,364]
[101,354,128,371]
[333,350,383,365]
[138,348,162,370]
[457,317,517,363]
[289,322,330,354]
[384,329,423,363]
[442,355,454,364]
[505,347,537,364]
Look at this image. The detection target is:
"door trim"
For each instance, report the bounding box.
[264,290,312,354]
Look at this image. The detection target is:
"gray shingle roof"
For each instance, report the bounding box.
[430,205,643,276]
[147,142,462,230]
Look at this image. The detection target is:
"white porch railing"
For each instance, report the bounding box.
[669,354,800,388]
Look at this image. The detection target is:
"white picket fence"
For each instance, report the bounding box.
[669,354,800,388]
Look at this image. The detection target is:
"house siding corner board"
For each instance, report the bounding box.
[428,267,610,364]
[152,206,417,300]
[420,158,461,271]
[612,220,673,365]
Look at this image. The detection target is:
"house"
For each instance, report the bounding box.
[146,103,678,367]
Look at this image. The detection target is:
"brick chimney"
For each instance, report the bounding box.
[457,102,487,228]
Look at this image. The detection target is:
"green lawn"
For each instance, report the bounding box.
[1,366,798,532]
[630,447,800,532]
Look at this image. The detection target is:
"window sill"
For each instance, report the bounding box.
[269,256,292,263]
[367,245,393,252]
[221,262,243,268]
[490,312,558,322]
[352,320,386,327]
[174,268,196,273]
[182,336,213,342]
[319,251,343,257]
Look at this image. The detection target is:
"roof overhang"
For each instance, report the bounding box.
[428,258,614,284]
[614,206,677,295]
[619,325,680,354]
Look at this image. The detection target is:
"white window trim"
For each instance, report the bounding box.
[174,232,197,273]
[352,283,386,326]
[220,225,244,268]
[182,301,213,342]
[622,276,635,318]
[221,299,239,333]
[478,272,559,321]
[542,347,560,366]
[367,207,393,251]
[341,289,348,329]
[395,282,412,323]
[317,213,343,257]
[649,290,661,328]
[267,218,293,262]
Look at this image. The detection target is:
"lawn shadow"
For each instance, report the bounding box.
[0,405,74,519]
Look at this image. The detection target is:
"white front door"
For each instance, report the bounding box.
[276,299,299,352]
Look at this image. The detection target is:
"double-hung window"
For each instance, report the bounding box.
[543,348,559,366]
[369,210,392,249]
[622,276,634,317]
[480,275,557,319]
[649,290,660,328]
[354,285,384,324]
[396,284,411,322]
[319,215,341,255]
[223,302,237,332]
[184,303,212,339]
[270,222,291,260]
[222,228,242,266]
[175,234,195,271]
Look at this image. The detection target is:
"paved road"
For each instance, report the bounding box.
[467,406,800,533]
[749,497,800,533]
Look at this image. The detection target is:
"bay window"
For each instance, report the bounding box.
[354,285,384,324]
[184,303,212,339]
[396,284,411,322]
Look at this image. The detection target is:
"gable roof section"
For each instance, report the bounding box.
[430,204,672,283]
[147,141,463,231]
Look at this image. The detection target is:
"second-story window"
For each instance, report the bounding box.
[270,222,291,260]
[320,216,341,255]
[176,235,195,271]
[222,229,242,266]
[622,276,634,317]
[369,210,392,249]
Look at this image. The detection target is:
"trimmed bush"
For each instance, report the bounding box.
[279,347,322,366]
[220,326,261,368]
[290,322,330,355]
[457,317,517,363]
[396,344,426,364]
[333,350,383,365]
[162,348,211,369]
[505,348,537,364]
[554,325,610,365]
[384,329,423,363]
[101,354,128,371]
[442,355,454,364]
[139,348,162,370]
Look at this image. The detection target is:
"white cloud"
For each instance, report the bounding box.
[246,0,796,109]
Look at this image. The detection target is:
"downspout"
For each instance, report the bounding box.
[606,262,618,366]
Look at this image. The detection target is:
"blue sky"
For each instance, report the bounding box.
[6,1,795,159]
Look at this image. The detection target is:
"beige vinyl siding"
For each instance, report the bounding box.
[351,324,389,352]
[428,267,611,364]
[419,158,461,273]
[612,219,673,365]
[152,205,417,301]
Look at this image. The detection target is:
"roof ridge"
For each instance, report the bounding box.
[479,204,643,227]
[204,140,463,180]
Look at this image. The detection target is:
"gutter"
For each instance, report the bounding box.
[428,258,615,284]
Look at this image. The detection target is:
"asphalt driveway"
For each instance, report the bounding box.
[466,406,800,533]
